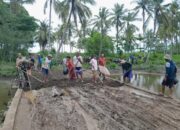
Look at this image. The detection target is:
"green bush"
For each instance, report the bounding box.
[108,62,118,69]
[0,63,16,77]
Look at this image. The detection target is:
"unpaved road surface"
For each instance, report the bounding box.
[14,75,180,130]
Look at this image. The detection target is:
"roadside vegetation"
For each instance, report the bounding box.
[1,0,180,126]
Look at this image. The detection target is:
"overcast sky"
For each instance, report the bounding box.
[24,0,172,52]
[24,0,137,28]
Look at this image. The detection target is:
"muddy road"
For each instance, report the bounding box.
[21,74,180,130]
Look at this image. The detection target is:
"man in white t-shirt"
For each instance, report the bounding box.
[89,55,98,83]
[73,52,83,82]
[42,54,52,82]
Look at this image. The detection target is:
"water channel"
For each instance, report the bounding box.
[128,73,180,99]
[0,79,17,111]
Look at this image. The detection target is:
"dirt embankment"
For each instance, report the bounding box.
[20,75,180,130]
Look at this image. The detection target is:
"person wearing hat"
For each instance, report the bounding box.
[120,59,133,83]
[16,53,30,88]
[16,53,24,68]
[42,54,52,82]
[160,54,177,97]
[73,52,84,82]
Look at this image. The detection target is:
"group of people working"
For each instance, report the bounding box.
[63,53,111,83]
[16,53,53,85]
[16,52,178,98]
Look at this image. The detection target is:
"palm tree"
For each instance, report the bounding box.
[150,0,169,35]
[157,1,180,55]
[92,7,111,55]
[44,0,58,47]
[56,0,95,34]
[16,0,35,4]
[168,1,180,54]
[54,24,66,53]
[123,24,139,53]
[35,21,49,51]
[110,3,127,49]
[144,30,155,53]
[9,0,35,14]
[133,0,153,35]
[123,12,140,53]
[54,0,95,54]
[55,22,76,53]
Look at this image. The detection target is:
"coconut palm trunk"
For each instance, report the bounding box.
[48,0,52,47]
[116,19,119,50]
[99,16,103,56]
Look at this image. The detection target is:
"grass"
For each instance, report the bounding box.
[0,62,16,77]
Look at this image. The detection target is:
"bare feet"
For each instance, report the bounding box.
[158,92,164,96]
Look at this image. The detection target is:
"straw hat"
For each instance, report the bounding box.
[18,53,22,56]
[120,59,126,64]
[164,54,171,60]
[48,54,52,57]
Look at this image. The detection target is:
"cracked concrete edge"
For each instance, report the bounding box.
[0,89,22,130]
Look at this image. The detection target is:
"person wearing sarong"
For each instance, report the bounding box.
[66,56,76,80]
[98,54,110,82]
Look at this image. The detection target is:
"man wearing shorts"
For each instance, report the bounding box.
[73,52,83,82]
[120,60,133,83]
[161,54,177,97]
[42,54,52,83]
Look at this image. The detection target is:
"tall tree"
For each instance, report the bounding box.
[92,7,111,55]
[55,0,95,33]
[150,0,168,35]
[110,3,127,49]
[0,1,37,61]
[157,1,180,55]
[123,12,139,53]
[44,0,57,47]
[133,0,153,35]
[54,0,95,53]
[9,0,35,14]
[35,21,49,51]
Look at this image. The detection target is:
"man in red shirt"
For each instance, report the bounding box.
[98,54,106,66]
[98,54,110,82]
[66,56,76,80]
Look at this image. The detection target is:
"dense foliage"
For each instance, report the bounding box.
[0,1,37,62]
[82,32,114,56]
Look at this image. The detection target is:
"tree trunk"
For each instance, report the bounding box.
[48,0,52,47]
[57,40,63,53]
[164,38,167,54]
[142,9,145,35]
[99,17,103,57]
[175,34,178,54]
[116,19,119,53]
[153,13,157,35]
[171,37,173,56]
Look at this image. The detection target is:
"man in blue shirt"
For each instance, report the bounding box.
[161,54,177,97]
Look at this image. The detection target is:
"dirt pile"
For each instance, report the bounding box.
[29,78,180,130]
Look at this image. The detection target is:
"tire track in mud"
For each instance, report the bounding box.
[71,86,156,130]
[30,78,180,130]
[69,83,180,130]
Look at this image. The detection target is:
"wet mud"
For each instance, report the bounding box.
[28,76,180,130]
